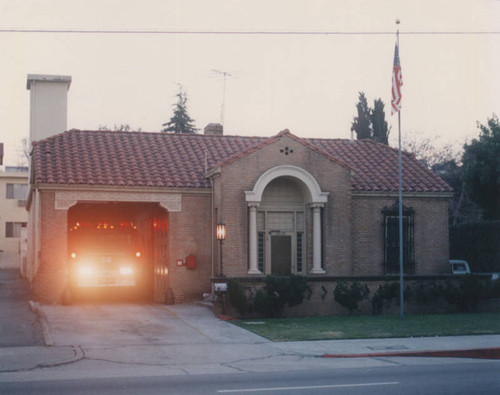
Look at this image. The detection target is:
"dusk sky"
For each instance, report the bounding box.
[1,0,499,166]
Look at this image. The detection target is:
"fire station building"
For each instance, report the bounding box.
[25,75,453,310]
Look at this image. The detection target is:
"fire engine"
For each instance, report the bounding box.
[68,219,142,289]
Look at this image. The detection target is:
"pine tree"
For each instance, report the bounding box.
[162,87,198,134]
[371,98,390,145]
[351,92,372,140]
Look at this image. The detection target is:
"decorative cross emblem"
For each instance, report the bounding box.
[280,146,294,155]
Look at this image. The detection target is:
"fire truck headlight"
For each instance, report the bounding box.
[120,267,134,276]
[78,265,94,276]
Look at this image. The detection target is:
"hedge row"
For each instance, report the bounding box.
[449,220,500,272]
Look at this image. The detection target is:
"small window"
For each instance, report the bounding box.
[257,232,265,272]
[296,232,303,273]
[6,222,27,238]
[6,184,29,200]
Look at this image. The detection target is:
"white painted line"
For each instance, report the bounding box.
[217,381,399,393]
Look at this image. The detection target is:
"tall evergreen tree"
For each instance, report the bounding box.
[371,98,390,145]
[351,92,372,140]
[462,114,500,220]
[162,86,198,134]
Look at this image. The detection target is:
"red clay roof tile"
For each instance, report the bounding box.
[31,129,452,193]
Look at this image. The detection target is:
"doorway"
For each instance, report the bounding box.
[271,234,292,275]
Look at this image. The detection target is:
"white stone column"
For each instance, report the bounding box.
[310,204,325,274]
[248,203,261,274]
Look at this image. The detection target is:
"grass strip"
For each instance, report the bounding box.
[231,312,500,342]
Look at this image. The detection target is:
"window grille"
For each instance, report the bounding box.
[382,204,415,275]
[296,232,303,273]
[257,232,265,272]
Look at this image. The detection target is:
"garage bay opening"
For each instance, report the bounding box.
[67,202,167,303]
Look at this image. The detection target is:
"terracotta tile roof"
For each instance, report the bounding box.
[32,129,452,193]
[306,138,453,193]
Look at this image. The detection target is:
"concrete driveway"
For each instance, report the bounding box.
[41,303,267,347]
[0,269,43,347]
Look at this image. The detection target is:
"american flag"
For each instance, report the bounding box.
[391,42,403,115]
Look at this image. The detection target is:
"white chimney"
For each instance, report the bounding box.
[26,74,71,144]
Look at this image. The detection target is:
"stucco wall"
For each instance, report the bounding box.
[0,172,29,269]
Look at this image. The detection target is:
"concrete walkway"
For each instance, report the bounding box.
[1,303,499,381]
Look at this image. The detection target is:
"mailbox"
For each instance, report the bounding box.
[214,282,227,292]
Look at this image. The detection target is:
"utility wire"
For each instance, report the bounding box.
[0,28,499,35]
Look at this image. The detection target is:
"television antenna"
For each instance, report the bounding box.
[210,69,234,127]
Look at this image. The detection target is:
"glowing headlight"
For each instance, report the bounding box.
[120,267,133,275]
[78,265,93,276]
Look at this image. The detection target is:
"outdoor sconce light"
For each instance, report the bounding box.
[216,222,226,241]
[216,222,226,276]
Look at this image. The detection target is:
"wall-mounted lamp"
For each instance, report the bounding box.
[216,221,226,276]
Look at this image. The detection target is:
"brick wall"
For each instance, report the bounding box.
[214,134,449,279]
[167,193,213,303]
[350,195,450,276]
[214,134,353,277]
[31,190,214,304]
[32,191,68,303]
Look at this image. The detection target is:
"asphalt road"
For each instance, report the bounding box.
[0,269,43,347]
[1,361,499,394]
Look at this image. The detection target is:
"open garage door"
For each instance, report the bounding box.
[67,202,167,303]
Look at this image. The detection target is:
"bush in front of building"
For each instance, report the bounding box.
[442,274,492,312]
[371,282,412,314]
[371,282,399,314]
[253,274,308,318]
[227,275,308,318]
[413,281,443,305]
[227,278,249,316]
[491,278,500,298]
[334,280,370,314]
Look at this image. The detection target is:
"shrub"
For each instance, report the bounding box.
[442,275,490,312]
[253,274,308,318]
[227,278,249,316]
[371,282,411,314]
[371,282,398,314]
[491,278,500,298]
[414,282,443,305]
[334,281,370,313]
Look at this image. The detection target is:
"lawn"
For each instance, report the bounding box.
[231,312,500,341]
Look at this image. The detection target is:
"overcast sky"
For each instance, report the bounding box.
[1,0,499,166]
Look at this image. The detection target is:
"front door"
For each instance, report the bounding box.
[271,235,292,275]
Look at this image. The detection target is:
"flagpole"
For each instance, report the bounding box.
[396,23,404,319]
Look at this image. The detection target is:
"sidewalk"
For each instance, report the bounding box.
[1,303,499,377]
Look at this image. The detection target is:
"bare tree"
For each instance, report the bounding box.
[16,138,30,167]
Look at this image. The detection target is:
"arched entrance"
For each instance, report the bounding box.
[245,165,329,275]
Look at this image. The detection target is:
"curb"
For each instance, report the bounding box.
[323,347,500,360]
[29,301,54,347]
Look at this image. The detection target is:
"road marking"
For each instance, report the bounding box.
[217,381,399,393]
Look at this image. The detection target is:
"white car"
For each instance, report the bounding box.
[450,260,471,275]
